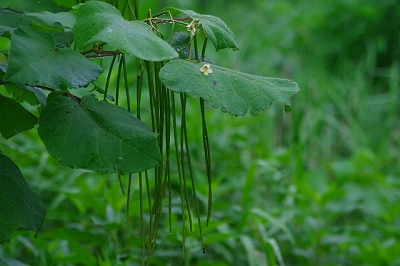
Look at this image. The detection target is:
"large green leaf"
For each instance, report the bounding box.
[73,1,178,61]
[0,152,46,244]
[166,8,239,51]
[0,94,38,139]
[159,59,299,116]
[38,93,161,174]
[3,23,102,90]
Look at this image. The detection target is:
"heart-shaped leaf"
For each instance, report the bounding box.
[0,94,38,139]
[159,59,299,116]
[38,93,161,174]
[73,1,178,61]
[166,8,239,51]
[4,24,102,90]
[0,152,46,244]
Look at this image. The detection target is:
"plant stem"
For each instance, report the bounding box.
[104,55,117,101]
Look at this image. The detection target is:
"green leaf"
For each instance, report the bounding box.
[3,24,102,90]
[38,93,161,174]
[25,11,76,28]
[0,94,38,139]
[159,59,299,116]
[3,84,47,106]
[51,0,76,9]
[171,31,196,59]
[166,8,239,51]
[0,152,46,244]
[73,1,178,61]
[0,7,24,37]
[1,64,47,106]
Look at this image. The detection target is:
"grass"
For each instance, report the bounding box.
[1,0,400,265]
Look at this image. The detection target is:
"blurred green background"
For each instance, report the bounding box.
[1,0,400,265]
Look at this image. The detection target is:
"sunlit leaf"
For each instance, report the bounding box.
[38,93,161,174]
[0,94,38,139]
[0,153,46,244]
[73,1,178,61]
[159,59,299,115]
[3,24,102,90]
[166,8,239,51]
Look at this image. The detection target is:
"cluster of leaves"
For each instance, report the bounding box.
[0,0,298,254]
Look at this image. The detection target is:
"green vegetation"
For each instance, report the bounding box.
[1,0,400,265]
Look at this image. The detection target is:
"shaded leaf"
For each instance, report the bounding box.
[38,93,161,174]
[159,59,299,116]
[166,8,239,51]
[171,31,192,59]
[3,24,102,90]
[3,84,47,107]
[0,94,38,139]
[29,20,74,48]
[0,153,46,244]
[25,11,76,28]
[0,7,24,37]
[51,0,76,9]
[1,64,47,106]
[171,31,201,60]
[73,1,178,61]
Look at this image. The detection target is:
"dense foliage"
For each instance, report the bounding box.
[1,0,400,265]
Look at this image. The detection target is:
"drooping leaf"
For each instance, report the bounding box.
[0,94,38,139]
[3,84,47,107]
[38,93,161,174]
[3,23,102,90]
[165,8,239,51]
[0,152,46,244]
[159,59,299,116]
[0,7,24,37]
[73,1,178,61]
[171,31,197,59]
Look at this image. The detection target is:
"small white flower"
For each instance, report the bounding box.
[200,64,213,76]
[187,20,199,37]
